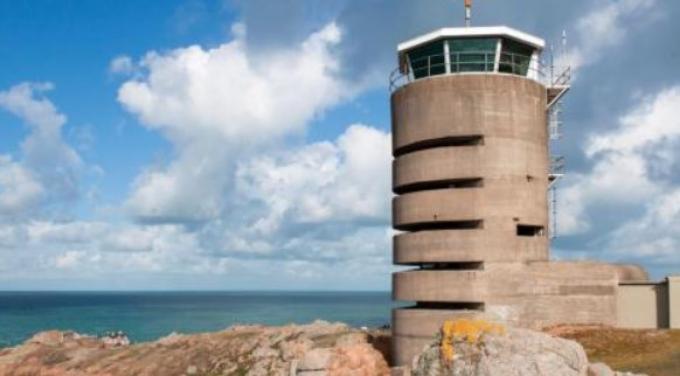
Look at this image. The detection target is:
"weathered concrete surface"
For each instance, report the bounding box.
[392,261,620,365]
[391,75,548,153]
[394,229,547,264]
[393,182,548,231]
[669,276,680,329]
[617,282,668,329]
[393,140,547,190]
[613,264,649,282]
[391,74,550,265]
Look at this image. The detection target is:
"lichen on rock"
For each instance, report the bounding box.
[439,319,506,366]
[413,320,648,376]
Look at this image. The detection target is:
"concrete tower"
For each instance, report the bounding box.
[389,26,583,366]
[387,6,676,364]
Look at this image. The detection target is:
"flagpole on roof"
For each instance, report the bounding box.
[465,0,472,27]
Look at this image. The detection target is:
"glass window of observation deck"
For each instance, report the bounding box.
[499,38,533,76]
[408,40,445,79]
[448,38,497,73]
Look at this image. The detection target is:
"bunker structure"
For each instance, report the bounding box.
[388,25,677,366]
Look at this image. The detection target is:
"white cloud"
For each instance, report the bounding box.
[109,55,135,75]
[603,189,680,263]
[558,152,659,235]
[0,23,394,289]
[26,220,107,244]
[558,86,680,266]
[236,124,391,232]
[192,124,392,264]
[0,156,44,216]
[0,83,82,217]
[54,250,87,269]
[118,22,345,142]
[0,117,394,281]
[560,0,656,72]
[117,22,351,223]
[0,213,392,288]
[586,87,680,156]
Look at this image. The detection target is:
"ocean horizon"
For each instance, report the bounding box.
[0,291,394,348]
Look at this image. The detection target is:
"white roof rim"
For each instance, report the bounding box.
[397,26,546,52]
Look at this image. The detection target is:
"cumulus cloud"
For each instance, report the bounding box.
[16,123,390,280]
[604,189,680,263]
[236,124,391,230]
[558,86,680,267]
[0,21,395,289]
[118,22,346,142]
[0,220,204,276]
[117,22,352,223]
[0,156,44,216]
[190,124,394,262]
[586,87,680,156]
[0,83,82,218]
[0,213,391,288]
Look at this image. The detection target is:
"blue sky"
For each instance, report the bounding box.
[0,0,678,290]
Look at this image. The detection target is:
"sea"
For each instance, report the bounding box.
[0,291,393,348]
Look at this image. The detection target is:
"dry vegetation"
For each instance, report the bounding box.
[549,326,680,376]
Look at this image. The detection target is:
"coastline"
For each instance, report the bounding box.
[0,291,393,348]
[2,321,678,375]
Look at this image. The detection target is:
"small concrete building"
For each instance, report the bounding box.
[618,276,680,329]
[389,25,680,366]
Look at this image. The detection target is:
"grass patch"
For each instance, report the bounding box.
[558,328,680,376]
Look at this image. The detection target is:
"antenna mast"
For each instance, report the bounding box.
[465,0,472,27]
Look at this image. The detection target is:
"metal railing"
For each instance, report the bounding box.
[389,51,565,92]
[551,65,571,87]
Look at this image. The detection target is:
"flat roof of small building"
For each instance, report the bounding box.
[397,26,546,52]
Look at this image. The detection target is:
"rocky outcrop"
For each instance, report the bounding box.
[0,321,389,376]
[411,319,647,376]
[0,320,656,376]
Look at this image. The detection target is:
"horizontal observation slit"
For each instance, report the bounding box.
[418,262,484,271]
[394,177,483,195]
[394,135,484,157]
[410,302,485,311]
[396,220,483,232]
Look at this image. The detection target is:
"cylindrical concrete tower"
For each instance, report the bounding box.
[390,26,565,366]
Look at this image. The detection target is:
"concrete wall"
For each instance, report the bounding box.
[617,282,668,329]
[391,74,550,266]
[617,277,680,329]
[390,74,554,365]
[392,261,620,365]
[669,276,680,329]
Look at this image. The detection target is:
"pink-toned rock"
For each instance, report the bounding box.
[0,322,390,376]
[328,343,390,376]
[299,348,332,371]
[28,330,66,346]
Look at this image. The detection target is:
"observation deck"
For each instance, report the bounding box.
[389,26,570,92]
